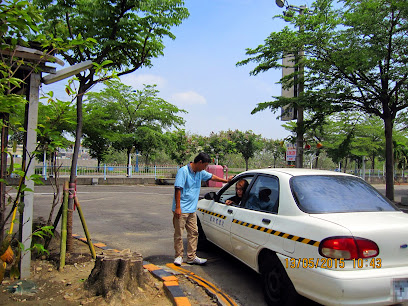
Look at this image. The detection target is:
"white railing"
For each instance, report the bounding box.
[35,164,179,180]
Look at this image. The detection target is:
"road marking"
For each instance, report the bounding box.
[167,263,239,306]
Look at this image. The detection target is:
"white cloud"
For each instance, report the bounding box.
[120,73,167,89]
[170,91,207,106]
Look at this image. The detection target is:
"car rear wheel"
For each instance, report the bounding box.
[261,255,298,306]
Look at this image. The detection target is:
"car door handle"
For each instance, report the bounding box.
[262,218,271,224]
[227,209,233,214]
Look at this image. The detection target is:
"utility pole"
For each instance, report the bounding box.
[276,0,307,168]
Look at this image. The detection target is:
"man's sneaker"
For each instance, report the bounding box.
[187,256,207,265]
[174,256,183,266]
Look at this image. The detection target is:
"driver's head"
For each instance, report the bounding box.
[236,179,249,198]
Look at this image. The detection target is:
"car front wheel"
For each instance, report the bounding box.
[197,217,208,251]
[261,255,298,306]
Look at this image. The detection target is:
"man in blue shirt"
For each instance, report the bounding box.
[173,152,232,266]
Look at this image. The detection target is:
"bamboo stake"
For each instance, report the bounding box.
[74,196,96,259]
[3,174,25,269]
[59,181,69,270]
[2,207,17,269]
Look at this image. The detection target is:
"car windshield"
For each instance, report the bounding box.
[290,175,397,213]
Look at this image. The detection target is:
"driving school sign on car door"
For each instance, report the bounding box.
[286,144,296,161]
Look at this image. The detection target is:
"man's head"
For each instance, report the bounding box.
[193,152,211,171]
[236,179,249,198]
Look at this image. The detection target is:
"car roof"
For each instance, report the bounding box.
[240,168,355,177]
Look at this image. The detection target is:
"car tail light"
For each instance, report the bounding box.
[319,236,379,260]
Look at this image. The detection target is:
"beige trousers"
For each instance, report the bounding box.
[173,212,198,261]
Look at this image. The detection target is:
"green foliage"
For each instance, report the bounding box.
[229,130,263,170]
[238,0,408,196]
[239,0,408,124]
[262,138,287,168]
[302,113,386,169]
[135,126,165,164]
[84,81,186,165]
[165,129,196,165]
[0,0,41,100]
[19,225,54,256]
[35,93,76,161]
[35,0,189,89]
[198,131,235,164]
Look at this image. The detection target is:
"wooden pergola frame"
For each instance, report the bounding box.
[0,44,91,278]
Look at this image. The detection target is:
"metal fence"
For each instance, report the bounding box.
[35,164,179,180]
[32,164,408,183]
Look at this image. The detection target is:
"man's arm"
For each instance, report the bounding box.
[174,188,182,218]
[211,175,234,183]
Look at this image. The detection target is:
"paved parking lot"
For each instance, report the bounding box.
[6,182,407,306]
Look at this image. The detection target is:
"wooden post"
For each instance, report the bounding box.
[60,181,69,270]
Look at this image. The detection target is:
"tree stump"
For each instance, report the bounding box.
[85,249,145,299]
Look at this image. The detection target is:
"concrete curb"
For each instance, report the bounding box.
[143,263,191,306]
[72,234,191,306]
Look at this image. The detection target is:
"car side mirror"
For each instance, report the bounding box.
[204,192,216,200]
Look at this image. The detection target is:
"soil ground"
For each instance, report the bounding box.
[0,236,217,306]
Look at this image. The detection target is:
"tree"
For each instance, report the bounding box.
[134,126,164,166]
[309,113,383,171]
[35,0,189,249]
[238,0,408,200]
[198,131,235,165]
[165,129,196,166]
[83,93,118,169]
[263,139,286,168]
[393,132,408,179]
[36,93,76,165]
[85,81,185,173]
[0,0,79,244]
[229,130,263,171]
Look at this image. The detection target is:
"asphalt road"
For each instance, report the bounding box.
[16,183,408,306]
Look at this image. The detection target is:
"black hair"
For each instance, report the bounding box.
[194,152,211,163]
[237,179,249,191]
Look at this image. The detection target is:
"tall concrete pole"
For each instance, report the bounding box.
[20,72,40,278]
[295,7,305,168]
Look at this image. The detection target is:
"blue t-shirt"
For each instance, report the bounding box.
[172,163,213,213]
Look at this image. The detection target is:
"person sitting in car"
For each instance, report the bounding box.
[246,187,277,212]
[225,179,249,205]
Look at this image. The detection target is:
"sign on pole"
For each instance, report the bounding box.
[281,55,297,121]
[286,143,297,162]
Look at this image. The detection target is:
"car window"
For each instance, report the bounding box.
[290,175,397,213]
[218,176,253,205]
[244,175,279,214]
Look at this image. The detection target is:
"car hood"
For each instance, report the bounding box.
[310,211,408,267]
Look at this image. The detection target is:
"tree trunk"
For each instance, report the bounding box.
[127,148,131,177]
[68,88,86,252]
[384,116,394,200]
[47,152,61,226]
[85,249,145,299]
[245,158,249,171]
[0,112,9,240]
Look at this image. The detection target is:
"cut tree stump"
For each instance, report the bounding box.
[85,249,145,299]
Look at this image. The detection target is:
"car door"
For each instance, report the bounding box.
[231,174,280,269]
[199,175,254,254]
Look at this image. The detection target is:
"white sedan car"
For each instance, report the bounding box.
[196,168,408,306]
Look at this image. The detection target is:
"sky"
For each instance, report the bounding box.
[44,0,315,140]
